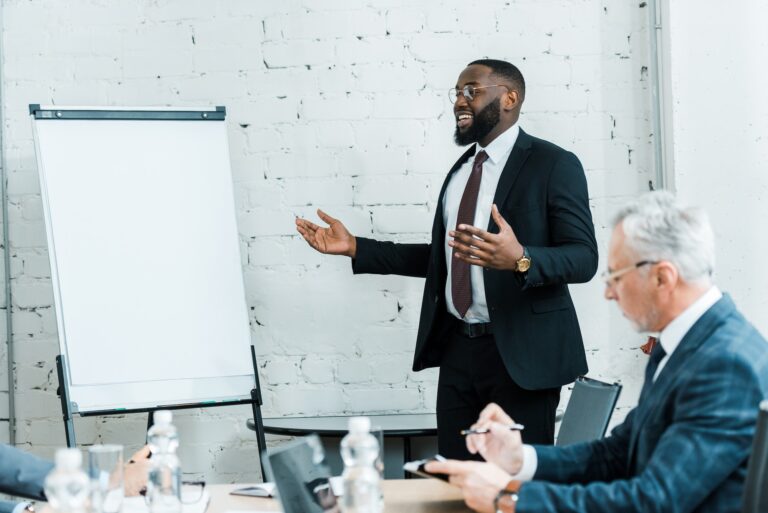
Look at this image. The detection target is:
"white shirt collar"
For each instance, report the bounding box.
[475,124,520,165]
[658,286,723,358]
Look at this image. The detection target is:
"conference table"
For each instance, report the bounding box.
[207,480,470,513]
[249,414,438,478]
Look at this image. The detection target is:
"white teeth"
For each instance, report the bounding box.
[458,113,472,120]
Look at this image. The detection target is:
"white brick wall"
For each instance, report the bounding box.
[0,0,652,482]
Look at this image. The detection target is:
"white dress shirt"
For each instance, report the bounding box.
[513,285,723,481]
[443,124,520,322]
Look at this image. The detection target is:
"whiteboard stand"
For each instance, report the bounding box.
[31,105,268,478]
[55,347,268,477]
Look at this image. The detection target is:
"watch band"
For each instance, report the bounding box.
[494,489,519,513]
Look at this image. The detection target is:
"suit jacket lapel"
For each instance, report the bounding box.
[626,295,737,469]
[488,129,533,232]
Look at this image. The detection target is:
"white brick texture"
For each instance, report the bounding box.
[0,0,653,484]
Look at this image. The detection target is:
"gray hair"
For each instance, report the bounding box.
[612,191,715,284]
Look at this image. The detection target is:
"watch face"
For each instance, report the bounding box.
[516,257,531,273]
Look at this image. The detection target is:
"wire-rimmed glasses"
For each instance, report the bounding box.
[449,84,509,103]
[601,260,659,287]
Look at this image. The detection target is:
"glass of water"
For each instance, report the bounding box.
[88,444,124,513]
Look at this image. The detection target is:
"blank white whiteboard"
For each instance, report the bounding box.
[31,106,254,413]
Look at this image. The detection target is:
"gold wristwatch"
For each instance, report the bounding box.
[514,246,531,273]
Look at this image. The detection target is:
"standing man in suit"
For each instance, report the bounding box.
[296,59,598,458]
[427,191,768,513]
[0,444,150,513]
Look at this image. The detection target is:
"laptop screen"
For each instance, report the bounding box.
[264,434,339,513]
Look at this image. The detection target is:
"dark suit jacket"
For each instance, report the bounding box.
[352,129,598,390]
[520,295,768,513]
[0,444,53,513]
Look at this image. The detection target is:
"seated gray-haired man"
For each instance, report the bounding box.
[0,444,150,513]
[428,191,768,513]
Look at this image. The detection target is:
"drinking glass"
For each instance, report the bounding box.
[88,444,124,513]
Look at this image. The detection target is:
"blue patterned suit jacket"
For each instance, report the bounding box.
[0,445,53,513]
[518,294,768,513]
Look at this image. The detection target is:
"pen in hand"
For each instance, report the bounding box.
[460,423,525,436]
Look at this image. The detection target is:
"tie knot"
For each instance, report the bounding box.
[649,341,666,366]
[474,150,488,167]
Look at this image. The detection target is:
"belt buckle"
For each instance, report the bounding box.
[466,323,485,338]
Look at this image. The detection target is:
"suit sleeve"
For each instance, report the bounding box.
[516,351,765,513]
[351,237,431,278]
[0,445,53,501]
[523,151,598,289]
[531,409,635,484]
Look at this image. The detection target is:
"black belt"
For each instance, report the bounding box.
[456,321,493,338]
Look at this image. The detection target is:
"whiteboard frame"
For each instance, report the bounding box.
[30,106,264,437]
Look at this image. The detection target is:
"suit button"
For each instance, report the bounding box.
[434,295,439,304]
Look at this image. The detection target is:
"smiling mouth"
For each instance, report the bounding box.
[456,112,473,129]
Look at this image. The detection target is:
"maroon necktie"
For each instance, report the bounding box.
[452,150,488,318]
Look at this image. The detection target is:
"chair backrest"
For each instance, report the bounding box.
[556,376,622,447]
[742,400,768,513]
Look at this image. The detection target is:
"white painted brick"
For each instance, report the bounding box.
[370,358,408,384]
[301,359,334,384]
[314,121,355,148]
[347,388,421,412]
[385,8,426,34]
[9,222,48,249]
[271,388,346,415]
[338,148,408,176]
[301,93,372,121]
[371,91,444,119]
[409,34,478,63]
[353,63,427,92]
[262,40,336,68]
[334,37,409,65]
[264,359,299,385]
[238,207,297,237]
[337,360,372,384]
[265,10,385,40]
[284,176,354,206]
[266,151,336,179]
[12,281,53,309]
[371,205,434,234]
[231,96,300,127]
[12,311,43,337]
[353,175,429,205]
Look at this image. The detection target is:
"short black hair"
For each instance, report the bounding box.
[468,59,525,101]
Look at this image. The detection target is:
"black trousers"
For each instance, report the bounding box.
[436,328,561,460]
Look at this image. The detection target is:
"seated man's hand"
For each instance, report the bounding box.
[466,403,524,475]
[125,445,151,497]
[425,460,511,513]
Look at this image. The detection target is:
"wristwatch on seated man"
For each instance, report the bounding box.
[514,246,531,273]
[494,480,521,513]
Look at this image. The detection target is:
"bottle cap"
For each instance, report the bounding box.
[54,448,82,470]
[154,410,173,425]
[348,416,371,433]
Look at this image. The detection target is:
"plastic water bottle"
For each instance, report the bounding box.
[340,416,383,513]
[44,448,90,513]
[147,410,182,513]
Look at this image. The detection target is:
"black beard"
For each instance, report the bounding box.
[454,98,501,146]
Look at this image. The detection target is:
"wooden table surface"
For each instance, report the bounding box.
[207,479,470,513]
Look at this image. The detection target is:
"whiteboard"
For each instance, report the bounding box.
[31,106,255,413]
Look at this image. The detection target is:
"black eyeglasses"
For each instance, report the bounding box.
[140,480,206,505]
[449,84,509,103]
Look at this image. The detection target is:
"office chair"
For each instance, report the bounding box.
[742,400,768,513]
[556,376,622,447]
